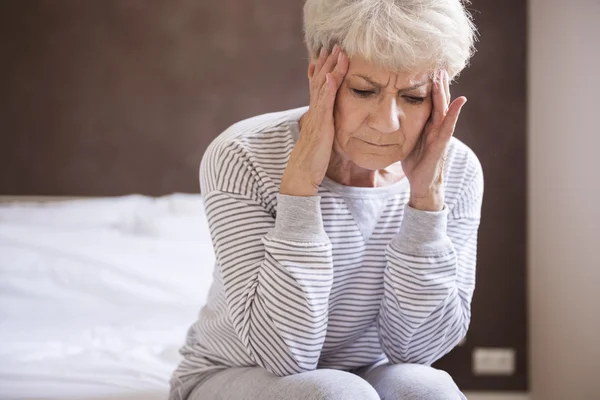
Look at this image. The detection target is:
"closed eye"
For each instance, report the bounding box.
[404,96,425,104]
[352,88,426,105]
[351,89,375,98]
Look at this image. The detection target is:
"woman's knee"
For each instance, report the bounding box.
[367,363,463,400]
[282,369,380,400]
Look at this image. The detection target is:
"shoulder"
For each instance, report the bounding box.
[200,106,308,194]
[445,138,484,210]
[446,137,483,185]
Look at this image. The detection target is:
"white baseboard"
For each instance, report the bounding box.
[464,393,530,400]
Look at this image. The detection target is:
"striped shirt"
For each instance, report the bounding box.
[170,106,484,400]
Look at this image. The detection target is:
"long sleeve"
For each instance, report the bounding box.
[377,163,484,365]
[200,140,333,377]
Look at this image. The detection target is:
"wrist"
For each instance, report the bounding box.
[280,171,320,197]
[409,189,444,212]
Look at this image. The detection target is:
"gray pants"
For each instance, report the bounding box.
[189,363,466,400]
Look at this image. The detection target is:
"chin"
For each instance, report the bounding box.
[349,152,398,171]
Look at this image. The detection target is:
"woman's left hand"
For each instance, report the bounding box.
[401,69,467,212]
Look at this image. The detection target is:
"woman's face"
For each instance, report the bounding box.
[333,56,433,170]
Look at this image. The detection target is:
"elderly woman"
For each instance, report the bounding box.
[171,0,482,399]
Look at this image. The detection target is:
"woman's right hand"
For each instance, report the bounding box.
[280,44,349,197]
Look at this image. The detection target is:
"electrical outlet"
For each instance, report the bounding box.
[472,347,516,376]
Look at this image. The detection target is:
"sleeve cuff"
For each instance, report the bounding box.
[391,203,453,255]
[270,194,329,242]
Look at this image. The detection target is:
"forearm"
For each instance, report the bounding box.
[377,204,472,364]
[211,192,333,375]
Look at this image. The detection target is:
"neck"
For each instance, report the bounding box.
[326,151,405,188]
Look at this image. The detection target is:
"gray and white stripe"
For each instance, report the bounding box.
[170,106,483,400]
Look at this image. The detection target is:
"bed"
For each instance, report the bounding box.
[0,194,530,400]
[0,194,214,400]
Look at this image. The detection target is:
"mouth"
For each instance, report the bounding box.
[358,139,397,148]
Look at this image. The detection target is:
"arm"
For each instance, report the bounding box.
[202,156,333,376]
[377,165,483,364]
[205,44,346,375]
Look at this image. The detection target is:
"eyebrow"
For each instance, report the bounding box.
[351,74,429,92]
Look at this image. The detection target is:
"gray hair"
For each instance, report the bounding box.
[303,0,477,79]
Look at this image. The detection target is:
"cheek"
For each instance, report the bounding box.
[402,103,432,137]
[333,88,367,136]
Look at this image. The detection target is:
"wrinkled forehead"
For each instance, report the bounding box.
[347,55,431,88]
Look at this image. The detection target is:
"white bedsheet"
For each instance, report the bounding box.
[0,194,215,400]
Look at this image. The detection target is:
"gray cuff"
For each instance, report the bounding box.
[391,204,453,255]
[270,194,329,242]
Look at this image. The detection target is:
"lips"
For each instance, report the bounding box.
[359,139,396,147]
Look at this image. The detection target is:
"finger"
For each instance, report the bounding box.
[308,63,316,80]
[308,48,324,98]
[431,70,447,126]
[444,70,451,106]
[314,47,345,117]
[308,47,328,95]
[329,50,349,87]
[316,44,340,88]
[308,46,332,108]
[313,46,328,76]
[440,70,449,111]
[439,96,467,140]
[316,73,338,121]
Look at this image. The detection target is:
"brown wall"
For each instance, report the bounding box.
[0,0,527,391]
[0,0,308,196]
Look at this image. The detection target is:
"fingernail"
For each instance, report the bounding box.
[337,51,343,63]
[333,44,340,55]
[320,47,327,57]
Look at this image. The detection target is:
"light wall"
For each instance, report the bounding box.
[529,1,600,399]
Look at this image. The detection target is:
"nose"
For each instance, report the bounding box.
[367,95,401,134]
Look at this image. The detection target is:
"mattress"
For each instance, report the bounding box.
[0,194,215,400]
